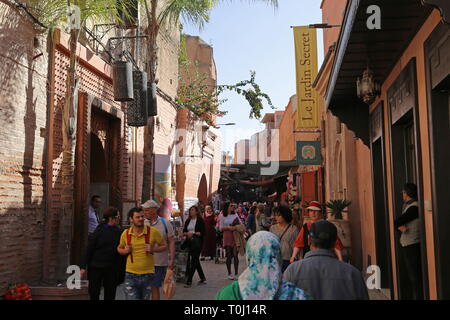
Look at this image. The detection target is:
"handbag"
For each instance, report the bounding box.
[189,235,202,252]
[163,268,176,299]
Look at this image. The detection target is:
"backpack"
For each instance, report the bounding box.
[126,226,151,263]
[160,217,169,238]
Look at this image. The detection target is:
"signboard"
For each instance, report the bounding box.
[154,154,172,204]
[296,141,322,165]
[293,26,319,128]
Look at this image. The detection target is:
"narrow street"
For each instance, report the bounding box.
[2,0,450,303]
[110,259,246,300]
[108,258,388,300]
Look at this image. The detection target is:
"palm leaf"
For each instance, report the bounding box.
[325,199,352,220]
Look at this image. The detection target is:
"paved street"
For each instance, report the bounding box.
[112,258,247,300]
[109,258,388,300]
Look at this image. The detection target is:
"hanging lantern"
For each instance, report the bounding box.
[357,67,381,105]
[112,61,134,102]
[147,82,158,117]
[116,0,139,29]
[127,71,148,127]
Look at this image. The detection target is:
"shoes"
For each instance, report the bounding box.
[184,283,192,288]
[228,274,234,280]
[198,279,207,285]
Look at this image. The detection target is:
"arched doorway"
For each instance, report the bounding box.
[197,174,208,207]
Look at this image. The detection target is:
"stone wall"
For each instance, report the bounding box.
[0,4,49,290]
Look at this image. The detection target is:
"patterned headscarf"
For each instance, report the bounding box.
[238,231,309,300]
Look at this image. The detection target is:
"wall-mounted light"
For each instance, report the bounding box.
[357,67,381,105]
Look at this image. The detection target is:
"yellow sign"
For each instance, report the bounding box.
[294,26,319,128]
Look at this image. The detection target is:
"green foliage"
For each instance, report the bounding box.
[218,71,275,119]
[176,55,274,127]
[159,0,213,30]
[160,0,278,30]
[176,59,227,127]
[25,0,141,31]
[325,199,352,220]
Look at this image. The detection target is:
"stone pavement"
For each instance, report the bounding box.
[112,258,247,300]
[108,259,389,300]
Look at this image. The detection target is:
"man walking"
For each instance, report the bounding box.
[283,220,369,300]
[142,200,175,300]
[290,201,343,262]
[394,183,423,300]
[117,207,167,300]
[88,195,102,237]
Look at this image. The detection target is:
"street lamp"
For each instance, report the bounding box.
[216,123,236,126]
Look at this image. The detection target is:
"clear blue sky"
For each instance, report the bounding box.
[183,0,324,154]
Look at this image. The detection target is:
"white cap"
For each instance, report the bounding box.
[142,200,160,209]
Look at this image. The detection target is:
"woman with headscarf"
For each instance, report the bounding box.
[215,231,310,300]
[201,205,217,261]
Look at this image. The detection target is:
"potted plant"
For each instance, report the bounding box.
[326,200,352,250]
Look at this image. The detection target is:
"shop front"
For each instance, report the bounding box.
[324,0,449,299]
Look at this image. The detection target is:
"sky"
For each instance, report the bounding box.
[183,0,325,154]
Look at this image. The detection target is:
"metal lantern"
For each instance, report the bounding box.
[127,71,148,127]
[147,82,158,117]
[112,61,134,102]
[116,0,139,29]
[357,67,381,105]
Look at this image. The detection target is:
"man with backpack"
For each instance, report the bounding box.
[117,207,167,300]
[142,200,175,300]
[290,201,343,263]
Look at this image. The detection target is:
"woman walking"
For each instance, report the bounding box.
[220,203,242,280]
[270,206,299,273]
[215,231,310,300]
[80,207,125,300]
[201,205,217,261]
[183,205,206,287]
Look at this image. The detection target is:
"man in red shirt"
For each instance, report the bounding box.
[290,201,343,263]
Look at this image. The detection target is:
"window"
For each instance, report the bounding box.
[404,123,417,184]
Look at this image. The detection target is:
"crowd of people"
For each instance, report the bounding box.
[78,181,422,300]
[79,194,372,300]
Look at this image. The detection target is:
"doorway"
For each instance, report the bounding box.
[388,58,428,300]
[72,96,122,264]
[370,103,393,297]
[197,174,208,207]
[425,22,450,299]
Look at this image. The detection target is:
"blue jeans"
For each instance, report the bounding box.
[150,266,167,288]
[123,272,154,300]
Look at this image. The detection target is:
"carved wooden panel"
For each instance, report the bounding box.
[422,0,450,24]
[425,24,450,90]
[388,59,417,125]
[370,102,383,143]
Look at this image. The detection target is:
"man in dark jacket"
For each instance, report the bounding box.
[283,220,369,300]
[80,207,125,300]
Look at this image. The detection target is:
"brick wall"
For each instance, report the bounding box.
[0,4,49,291]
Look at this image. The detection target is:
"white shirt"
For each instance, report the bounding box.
[219,213,241,229]
[145,217,174,267]
[88,205,99,233]
[187,218,197,233]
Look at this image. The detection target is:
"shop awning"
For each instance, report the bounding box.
[230,160,298,176]
[325,0,433,146]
